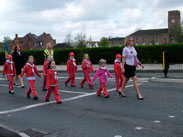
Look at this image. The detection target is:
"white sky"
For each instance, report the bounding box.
[0,0,183,43]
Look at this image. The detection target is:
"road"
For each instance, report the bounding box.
[0,72,182,137]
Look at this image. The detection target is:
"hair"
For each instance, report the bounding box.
[14,45,21,52]
[83,53,90,60]
[99,59,106,66]
[45,55,51,60]
[27,55,34,62]
[124,36,133,46]
[48,59,55,69]
[46,42,52,49]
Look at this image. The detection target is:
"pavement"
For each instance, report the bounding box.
[0,71,183,137]
[0,64,183,72]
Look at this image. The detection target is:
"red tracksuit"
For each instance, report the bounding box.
[3,60,16,91]
[114,60,124,91]
[20,63,41,97]
[45,69,61,103]
[42,60,48,90]
[65,58,77,86]
[80,59,95,88]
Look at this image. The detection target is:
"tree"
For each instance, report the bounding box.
[0,36,13,51]
[64,33,73,47]
[74,29,87,48]
[99,37,109,47]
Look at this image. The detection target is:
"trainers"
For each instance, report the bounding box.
[57,101,62,104]
[27,94,30,98]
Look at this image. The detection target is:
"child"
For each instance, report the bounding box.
[65,52,77,87]
[42,55,51,91]
[3,55,16,94]
[114,54,124,91]
[20,56,42,100]
[92,59,113,98]
[80,53,95,88]
[45,59,62,104]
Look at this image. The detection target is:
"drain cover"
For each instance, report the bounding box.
[22,128,48,137]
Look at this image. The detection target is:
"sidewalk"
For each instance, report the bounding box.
[0,64,183,72]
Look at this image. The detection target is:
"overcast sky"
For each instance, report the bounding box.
[0,0,183,43]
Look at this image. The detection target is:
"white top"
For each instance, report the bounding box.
[122,46,137,66]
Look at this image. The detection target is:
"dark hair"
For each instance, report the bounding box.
[14,45,21,52]
[48,59,55,69]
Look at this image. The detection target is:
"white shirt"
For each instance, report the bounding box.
[122,46,137,66]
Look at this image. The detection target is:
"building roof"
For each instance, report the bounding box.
[129,28,168,36]
[54,43,72,49]
[109,37,125,41]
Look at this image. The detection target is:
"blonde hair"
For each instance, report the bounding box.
[99,59,106,66]
[83,53,89,60]
[28,55,34,62]
[124,36,133,46]
[46,42,52,49]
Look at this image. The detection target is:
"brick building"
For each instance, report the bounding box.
[13,32,56,50]
[129,10,182,45]
[108,37,125,47]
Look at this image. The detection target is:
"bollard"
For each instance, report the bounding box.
[163,50,169,77]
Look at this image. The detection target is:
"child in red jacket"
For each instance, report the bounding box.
[65,52,77,87]
[80,53,95,88]
[3,55,16,94]
[20,56,41,100]
[114,54,124,91]
[45,59,62,104]
[42,55,51,91]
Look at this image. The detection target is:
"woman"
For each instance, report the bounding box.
[12,45,25,88]
[120,37,144,100]
[44,43,54,59]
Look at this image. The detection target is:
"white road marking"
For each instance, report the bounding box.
[114,135,122,137]
[168,115,175,118]
[18,132,30,137]
[59,90,88,95]
[0,84,22,88]
[153,120,161,123]
[134,126,143,130]
[0,78,7,80]
[0,84,139,115]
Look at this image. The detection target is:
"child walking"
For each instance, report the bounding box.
[45,60,62,104]
[80,53,95,89]
[3,55,16,94]
[65,52,77,87]
[20,56,42,100]
[92,59,113,98]
[42,55,51,91]
[114,54,124,92]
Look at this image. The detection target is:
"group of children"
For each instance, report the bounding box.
[3,52,124,103]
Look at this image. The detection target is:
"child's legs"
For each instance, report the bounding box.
[8,75,14,91]
[65,74,72,83]
[71,73,75,86]
[80,76,86,86]
[28,80,38,97]
[53,86,61,102]
[101,83,109,96]
[42,75,47,89]
[96,84,102,95]
[86,74,93,87]
[115,74,120,90]
[45,86,53,100]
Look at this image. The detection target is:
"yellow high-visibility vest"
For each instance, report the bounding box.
[44,49,54,59]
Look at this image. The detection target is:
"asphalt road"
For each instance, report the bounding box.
[0,72,182,137]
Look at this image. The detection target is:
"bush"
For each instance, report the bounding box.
[0,44,183,65]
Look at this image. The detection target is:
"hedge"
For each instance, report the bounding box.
[0,44,183,65]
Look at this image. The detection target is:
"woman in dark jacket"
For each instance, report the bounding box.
[12,45,25,88]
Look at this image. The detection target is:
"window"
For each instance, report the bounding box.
[155,37,159,45]
[142,38,145,45]
[171,19,175,23]
[149,40,152,45]
[164,38,167,44]
[135,39,138,46]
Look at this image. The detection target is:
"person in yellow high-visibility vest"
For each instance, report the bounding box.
[44,43,54,59]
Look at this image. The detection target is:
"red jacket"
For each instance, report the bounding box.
[82,60,95,74]
[43,60,48,76]
[67,58,77,74]
[114,60,122,76]
[3,60,16,76]
[20,63,41,80]
[47,69,58,88]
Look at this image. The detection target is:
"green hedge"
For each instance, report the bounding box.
[0,44,183,65]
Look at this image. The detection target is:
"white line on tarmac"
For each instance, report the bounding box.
[0,84,22,88]
[59,90,88,95]
[0,84,139,115]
